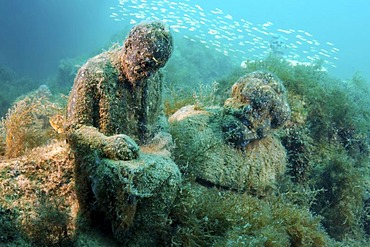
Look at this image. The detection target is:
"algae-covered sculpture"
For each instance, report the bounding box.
[169,71,290,192]
[223,71,291,148]
[66,21,180,245]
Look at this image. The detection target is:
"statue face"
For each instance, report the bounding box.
[121,21,173,85]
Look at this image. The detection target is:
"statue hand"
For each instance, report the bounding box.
[103,134,139,160]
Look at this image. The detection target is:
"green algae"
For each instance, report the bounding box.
[167,181,332,247]
[163,54,370,245]
[0,49,369,246]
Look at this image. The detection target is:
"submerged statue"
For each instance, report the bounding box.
[66,21,181,245]
[169,71,290,193]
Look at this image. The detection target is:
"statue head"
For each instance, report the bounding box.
[121,21,173,85]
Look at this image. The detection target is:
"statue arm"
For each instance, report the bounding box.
[66,65,139,160]
[68,125,139,160]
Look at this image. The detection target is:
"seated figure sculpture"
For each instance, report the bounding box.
[66,21,181,245]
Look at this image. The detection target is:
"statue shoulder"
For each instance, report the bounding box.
[72,52,115,89]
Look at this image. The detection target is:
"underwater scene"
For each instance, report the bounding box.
[0,0,369,246]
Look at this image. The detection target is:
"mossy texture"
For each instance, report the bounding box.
[211,55,370,243]
[168,182,332,247]
[121,21,173,85]
[65,21,180,245]
[224,71,290,146]
[0,42,369,246]
[1,86,63,158]
[169,105,286,193]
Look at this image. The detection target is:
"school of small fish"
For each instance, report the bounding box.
[110,0,339,68]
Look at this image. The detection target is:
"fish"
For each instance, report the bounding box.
[49,115,65,134]
[195,5,203,11]
[110,0,340,68]
[208,29,218,35]
[277,29,293,34]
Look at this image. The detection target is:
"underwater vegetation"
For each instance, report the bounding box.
[0,141,75,246]
[168,181,332,246]
[0,205,20,244]
[0,31,369,245]
[214,55,370,242]
[0,85,65,158]
[20,192,74,246]
[162,56,369,245]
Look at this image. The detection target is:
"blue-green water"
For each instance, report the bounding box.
[0,1,369,245]
[0,0,369,81]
